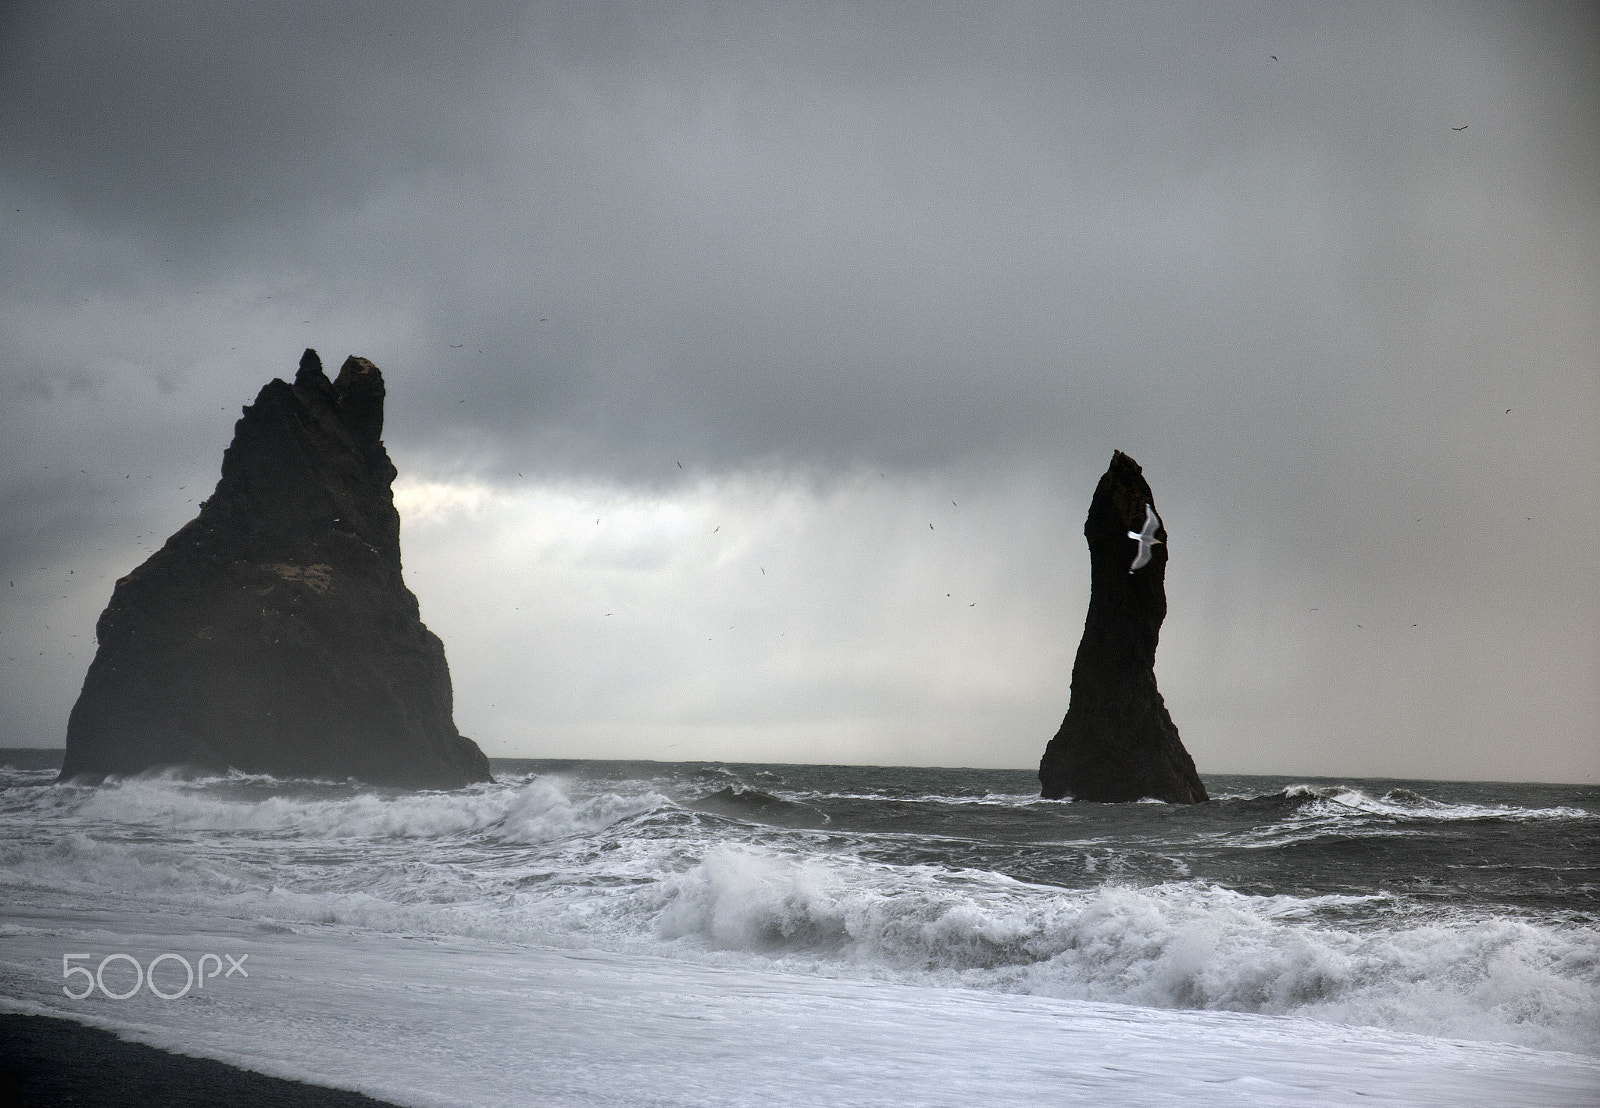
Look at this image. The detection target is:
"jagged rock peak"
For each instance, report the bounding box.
[332,354,384,446]
[295,346,326,387]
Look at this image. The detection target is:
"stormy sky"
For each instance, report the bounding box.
[2,2,1595,782]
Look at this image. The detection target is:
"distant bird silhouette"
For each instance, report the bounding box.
[1452,125,1468,131]
[449,343,463,348]
[1127,503,1164,573]
[1269,55,1277,61]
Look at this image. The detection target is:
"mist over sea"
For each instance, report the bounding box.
[2,752,1597,1106]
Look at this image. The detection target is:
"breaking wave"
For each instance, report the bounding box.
[2,766,1595,1055]
[652,843,1600,1053]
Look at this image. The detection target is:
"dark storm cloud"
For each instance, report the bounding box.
[6,2,1592,481]
[0,2,526,241]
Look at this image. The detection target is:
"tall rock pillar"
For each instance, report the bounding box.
[1039,450,1207,803]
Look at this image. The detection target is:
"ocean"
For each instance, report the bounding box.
[1,752,1596,1106]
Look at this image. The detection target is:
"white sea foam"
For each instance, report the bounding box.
[3,771,1596,1059]
[649,842,1600,1053]
[781,789,1044,807]
[38,772,666,845]
[5,930,1594,1108]
[1278,784,1594,822]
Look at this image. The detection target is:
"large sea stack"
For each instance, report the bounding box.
[1039,451,1207,803]
[60,350,492,788]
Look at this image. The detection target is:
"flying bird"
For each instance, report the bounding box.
[1452,125,1468,131]
[1127,503,1164,573]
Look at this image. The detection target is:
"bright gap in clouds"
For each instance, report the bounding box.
[394,468,1084,768]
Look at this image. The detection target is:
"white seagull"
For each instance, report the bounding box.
[1128,503,1163,572]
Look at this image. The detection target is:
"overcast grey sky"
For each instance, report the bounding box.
[2,2,1595,782]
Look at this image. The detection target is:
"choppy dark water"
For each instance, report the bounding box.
[3,750,1597,1055]
[517,759,1600,918]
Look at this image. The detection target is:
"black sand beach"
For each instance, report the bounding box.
[0,1013,404,1108]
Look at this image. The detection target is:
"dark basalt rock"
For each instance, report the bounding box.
[60,349,492,789]
[1039,451,1207,804]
